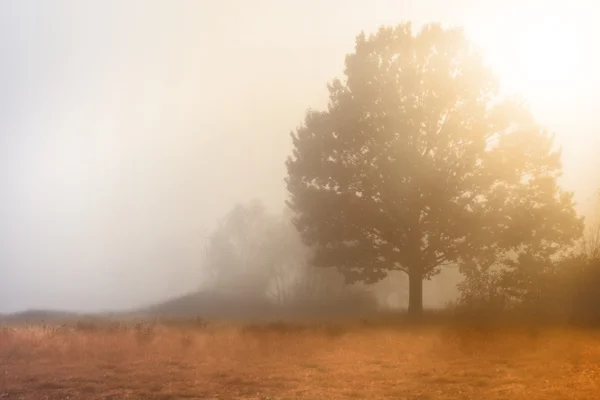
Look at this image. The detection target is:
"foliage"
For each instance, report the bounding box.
[457,194,600,322]
[200,200,378,317]
[285,22,583,316]
[202,200,276,298]
[559,193,600,324]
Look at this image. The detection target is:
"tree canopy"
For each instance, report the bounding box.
[285,23,583,316]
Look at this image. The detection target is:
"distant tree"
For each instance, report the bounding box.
[262,208,313,305]
[201,201,378,316]
[581,190,600,261]
[563,190,600,323]
[202,200,275,298]
[285,23,583,317]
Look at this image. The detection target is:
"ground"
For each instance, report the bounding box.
[1,319,600,399]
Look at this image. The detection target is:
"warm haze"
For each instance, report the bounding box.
[1,0,599,313]
[4,2,600,399]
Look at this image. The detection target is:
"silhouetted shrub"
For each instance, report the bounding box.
[563,257,600,325]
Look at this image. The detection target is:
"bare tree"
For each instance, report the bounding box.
[582,190,600,261]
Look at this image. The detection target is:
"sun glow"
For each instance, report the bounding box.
[477,15,583,105]
[462,3,600,213]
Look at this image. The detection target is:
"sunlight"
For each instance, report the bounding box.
[514,20,578,84]
[481,15,582,102]
[466,9,598,204]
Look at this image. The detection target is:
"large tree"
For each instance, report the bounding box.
[285,23,583,316]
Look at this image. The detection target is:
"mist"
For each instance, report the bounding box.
[1,0,599,314]
[0,1,296,312]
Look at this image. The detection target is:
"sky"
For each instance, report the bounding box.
[1,0,599,313]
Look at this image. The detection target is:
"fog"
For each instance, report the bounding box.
[1,0,599,313]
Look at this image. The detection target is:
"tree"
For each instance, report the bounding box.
[285,23,583,317]
[262,209,313,305]
[564,190,600,323]
[200,201,378,316]
[581,190,600,261]
[202,200,275,298]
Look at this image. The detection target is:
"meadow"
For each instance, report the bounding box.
[1,317,600,399]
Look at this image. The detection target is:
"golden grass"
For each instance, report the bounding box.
[1,321,600,399]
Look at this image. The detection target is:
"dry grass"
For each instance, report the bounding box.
[1,319,600,399]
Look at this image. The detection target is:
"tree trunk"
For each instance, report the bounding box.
[408,269,423,318]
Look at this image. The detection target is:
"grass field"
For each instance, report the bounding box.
[1,319,600,399]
